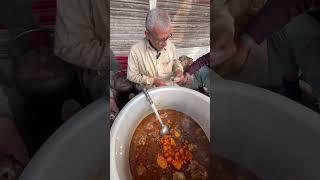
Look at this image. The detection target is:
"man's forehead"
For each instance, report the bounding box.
[152,25,172,37]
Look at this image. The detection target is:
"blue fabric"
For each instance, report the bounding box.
[268,14,320,97]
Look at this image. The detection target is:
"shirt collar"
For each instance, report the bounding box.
[145,38,167,52]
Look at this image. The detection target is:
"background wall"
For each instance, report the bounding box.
[110,0,210,56]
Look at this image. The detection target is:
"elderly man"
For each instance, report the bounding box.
[127,8,184,90]
[212,0,320,106]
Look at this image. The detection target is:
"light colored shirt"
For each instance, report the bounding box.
[127,39,183,86]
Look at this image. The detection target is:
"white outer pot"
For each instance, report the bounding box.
[110,87,210,180]
[213,79,320,180]
[19,97,107,180]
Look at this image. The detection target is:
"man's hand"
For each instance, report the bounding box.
[110,97,119,114]
[153,78,167,87]
[213,31,237,66]
[215,39,251,76]
[175,69,183,77]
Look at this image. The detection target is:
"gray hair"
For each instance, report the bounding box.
[145,8,171,32]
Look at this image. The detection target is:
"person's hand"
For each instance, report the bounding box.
[153,78,167,87]
[110,97,119,114]
[215,39,251,76]
[213,31,237,66]
[175,69,183,77]
[173,69,185,84]
[177,73,192,86]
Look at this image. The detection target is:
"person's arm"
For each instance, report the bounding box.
[54,0,108,70]
[187,53,210,75]
[246,0,320,44]
[127,48,155,86]
[212,0,241,66]
[172,55,184,75]
[169,41,183,74]
[212,0,235,37]
[173,59,184,76]
[0,86,28,166]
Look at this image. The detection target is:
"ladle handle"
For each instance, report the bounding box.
[143,88,153,105]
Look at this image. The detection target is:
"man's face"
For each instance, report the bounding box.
[146,25,172,51]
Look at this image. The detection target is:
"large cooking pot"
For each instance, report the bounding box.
[19,97,107,180]
[213,79,320,180]
[110,87,210,180]
[19,79,320,180]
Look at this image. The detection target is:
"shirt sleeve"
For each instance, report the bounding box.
[127,47,154,85]
[246,0,320,44]
[187,53,210,75]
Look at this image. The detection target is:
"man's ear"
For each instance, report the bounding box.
[145,31,149,39]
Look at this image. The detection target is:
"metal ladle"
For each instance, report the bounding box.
[143,88,170,136]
